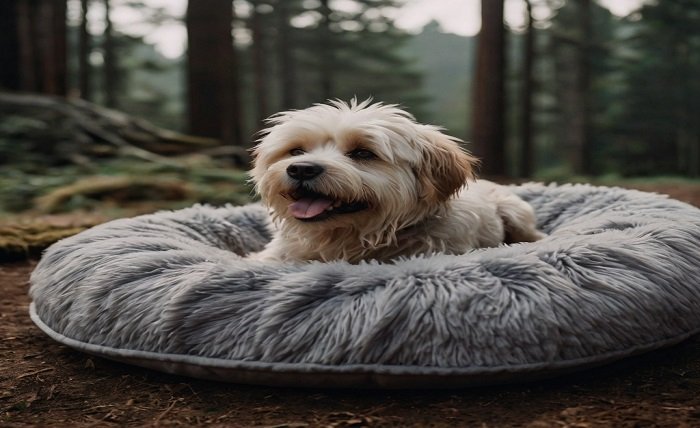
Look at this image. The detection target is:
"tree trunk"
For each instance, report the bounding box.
[229,6,244,146]
[569,0,592,175]
[519,0,535,178]
[103,0,117,108]
[319,0,333,100]
[17,0,38,92]
[471,0,506,177]
[276,0,297,109]
[251,1,269,128]
[52,0,67,96]
[13,0,67,95]
[36,1,58,94]
[186,0,244,146]
[676,42,698,177]
[79,0,92,100]
[0,1,21,91]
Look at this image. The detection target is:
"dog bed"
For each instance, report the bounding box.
[29,183,700,388]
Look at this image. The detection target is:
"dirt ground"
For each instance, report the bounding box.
[3,184,700,427]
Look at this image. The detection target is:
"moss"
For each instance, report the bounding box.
[34,175,193,213]
[0,223,95,261]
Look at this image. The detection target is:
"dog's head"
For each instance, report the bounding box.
[250,99,477,246]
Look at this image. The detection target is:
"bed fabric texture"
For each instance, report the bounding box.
[29,183,700,388]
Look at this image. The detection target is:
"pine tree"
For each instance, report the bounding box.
[2,0,67,95]
[293,0,425,112]
[613,0,700,176]
[275,0,298,109]
[538,0,615,176]
[186,0,244,146]
[249,0,272,126]
[78,0,92,100]
[519,0,535,178]
[0,1,22,91]
[103,0,117,107]
[472,0,506,176]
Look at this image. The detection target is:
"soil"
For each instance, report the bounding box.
[3,184,700,427]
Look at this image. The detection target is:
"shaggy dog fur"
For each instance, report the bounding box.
[250,99,544,263]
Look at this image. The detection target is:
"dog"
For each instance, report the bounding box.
[249,99,544,263]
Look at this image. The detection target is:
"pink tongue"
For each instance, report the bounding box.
[288,197,334,219]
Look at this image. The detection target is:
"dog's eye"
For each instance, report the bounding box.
[348,148,376,160]
[289,148,305,156]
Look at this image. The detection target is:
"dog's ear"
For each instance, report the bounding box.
[416,127,478,203]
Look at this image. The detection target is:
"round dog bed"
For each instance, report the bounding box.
[29,183,700,388]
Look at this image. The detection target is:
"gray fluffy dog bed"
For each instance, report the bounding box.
[29,183,700,388]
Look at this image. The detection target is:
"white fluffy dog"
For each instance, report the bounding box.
[250,99,544,263]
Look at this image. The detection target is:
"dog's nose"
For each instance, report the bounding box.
[287,162,324,181]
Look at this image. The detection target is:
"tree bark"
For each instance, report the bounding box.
[103,0,117,108]
[79,0,92,100]
[251,1,270,128]
[471,0,506,177]
[676,42,698,176]
[17,0,38,92]
[319,0,334,100]
[13,0,67,95]
[567,0,592,175]
[0,0,22,91]
[276,0,297,109]
[519,0,535,178]
[51,0,67,96]
[186,0,244,146]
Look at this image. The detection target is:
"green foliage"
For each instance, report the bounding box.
[65,10,184,131]
[608,0,700,176]
[522,0,700,178]
[115,39,185,131]
[241,0,426,118]
[524,1,617,175]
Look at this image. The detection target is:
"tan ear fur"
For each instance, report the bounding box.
[417,129,478,203]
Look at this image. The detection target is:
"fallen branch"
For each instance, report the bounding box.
[0,92,243,168]
[34,175,192,213]
[17,367,54,379]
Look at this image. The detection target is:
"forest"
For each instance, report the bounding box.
[1,0,700,233]
[5,2,700,426]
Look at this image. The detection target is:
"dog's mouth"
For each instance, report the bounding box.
[285,187,369,222]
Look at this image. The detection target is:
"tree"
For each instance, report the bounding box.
[318,0,334,100]
[472,0,506,176]
[78,0,92,100]
[579,0,594,175]
[0,1,22,91]
[538,0,614,176]
[52,0,68,95]
[1,0,67,95]
[250,0,271,127]
[275,0,298,109]
[565,0,593,175]
[291,0,425,110]
[186,0,244,146]
[519,0,535,178]
[613,0,700,176]
[103,0,118,108]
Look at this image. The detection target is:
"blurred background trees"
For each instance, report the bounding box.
[0,0,67,96]
[1,0,700,217]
